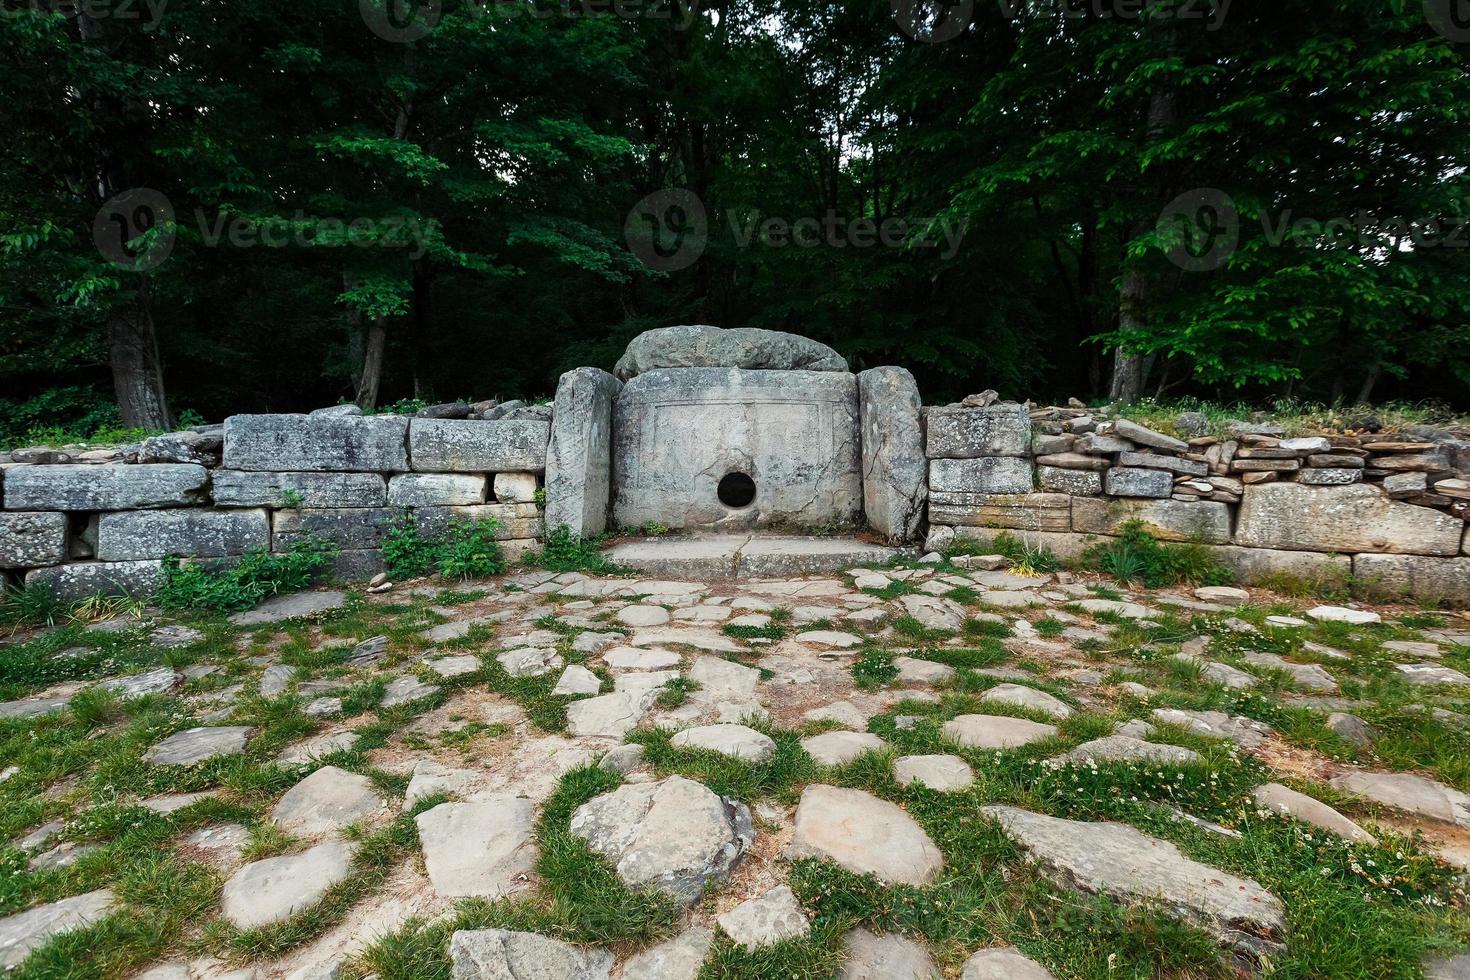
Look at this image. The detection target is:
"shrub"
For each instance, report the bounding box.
[526,525,618,574]
[158,539,336,612]
[384,510,505,580]
[1082,521,1233,588]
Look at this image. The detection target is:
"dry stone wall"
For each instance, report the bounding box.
[0,409,547,599]
[924,401,1470,604]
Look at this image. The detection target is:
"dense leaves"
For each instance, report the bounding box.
[0,0,1466,426]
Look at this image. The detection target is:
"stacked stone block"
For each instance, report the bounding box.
[926,404,1470,604]
[0,413,549,599]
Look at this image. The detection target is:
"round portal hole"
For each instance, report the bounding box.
[717,472,756,509]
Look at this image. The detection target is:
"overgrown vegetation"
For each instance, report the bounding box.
[526,526,619,575]
[951,532,1061,576]
[157,540,336,613]
[383,510,505,581]
[1082,522,1234,589]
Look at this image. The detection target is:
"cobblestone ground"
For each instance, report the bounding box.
[4,554,1470,979]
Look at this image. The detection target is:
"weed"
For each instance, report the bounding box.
[526,525,618,574]
[384,510,505,580]
[852,649,898,690]
[1082,522,1232,589]
[158,540,336,613]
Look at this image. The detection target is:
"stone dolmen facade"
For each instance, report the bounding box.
[3,323,1470,603]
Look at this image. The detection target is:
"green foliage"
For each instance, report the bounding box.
[852,649,898,690]
[0,583,71,629]
[1083,522,1234,589]
[383,510,505,581]
[954,532,1061,576]
[526,526,618,575]
[655,676,699,709]
[156,540,335,613]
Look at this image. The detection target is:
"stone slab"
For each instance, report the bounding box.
[272,508,394,552]
[925,404,1031,458]
[0,512,67,568]
[611,368,861,531]
[1103,467,1174,498]
[223,414,409,472]
[1071,498,1232,545]
[930,492,1068,531]
[211,471,387,508]
[2,464,207,511]
[603,534,900,579]
[1353,554,1470,606]
[0,888,115,971]
[416,798,537,898]
[1235,483,1463,556]
[449,928,613,980]
[982,806,1283,961]
[569,775,754,907]
[614,324,847,379]
[929,457,1034,496]
[25,560,164,600]
[221,840,356,929]
[96,508,269,560]
[544,367,622,538]
[409,419,549,473]
[857,366,927,543]
[787,785,943,886]
[387,473,487,506]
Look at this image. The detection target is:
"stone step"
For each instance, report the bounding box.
[603,534,905,579]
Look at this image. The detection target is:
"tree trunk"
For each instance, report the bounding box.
[1110,261,1148,403]
[354,317,388,411]
[109,287,172,430]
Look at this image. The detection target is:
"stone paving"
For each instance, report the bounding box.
[3,550,1470,977]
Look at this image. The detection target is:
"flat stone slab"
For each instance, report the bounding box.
[2,463,206,510]
[223,413,409,472]
[417,798,537,899]
[892,754,974,792]
[145,726,252,766]
[1149,709,1271,748]
[716,885,810,949]
[381,675,440,708]
[496,647,563,678]
[982,806,1284,961]
[229,591,346,625]
[961,947,1056,980]
[893,657,955,685]
[1051,736,1201,766]
[787,785,943,886]
[450,928,613,980]
[979,684,1072,719]
[804,701,868,730]
[569,775,753,907]
[552,665,602,697]
[943,714,1058,750]
[619,926,714,980]
[0,888,115,971]
[605,535,902,579]
[687,655,761,696]
[838,927,940,979]
[671,724,776,763]
[221,840,356,929]
[1330,771,1470,826]
[801,730,887,766]
[1395,663,1470,687]
[604,646,681,671]
[272,766,386,836]
[566,691,653,738]
[1252,783,1376,844]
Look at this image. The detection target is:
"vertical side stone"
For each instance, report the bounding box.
[544,367,622,538]
[857,366,927,543]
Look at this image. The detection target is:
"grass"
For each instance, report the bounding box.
[1081,521,1234,589]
